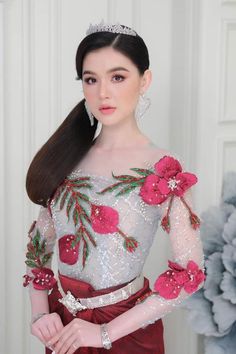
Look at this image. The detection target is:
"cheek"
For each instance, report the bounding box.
[83,86,97,104]
[117,82,140,105]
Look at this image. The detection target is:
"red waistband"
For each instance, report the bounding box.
[57,272,139,298]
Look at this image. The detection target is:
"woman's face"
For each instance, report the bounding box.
[82,47,151,126]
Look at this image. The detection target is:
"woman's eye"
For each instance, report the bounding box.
[84,77,96,84]
[112,75,125,82]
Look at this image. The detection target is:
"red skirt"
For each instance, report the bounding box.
[46,273,164,354]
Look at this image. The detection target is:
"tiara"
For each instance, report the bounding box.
[86,20,137,37]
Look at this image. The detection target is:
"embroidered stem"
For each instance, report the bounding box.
[54,177,96,267]
[97,176,146,196]
[161,194,174,233]
[180,197,201,229]
[116,228,139,252]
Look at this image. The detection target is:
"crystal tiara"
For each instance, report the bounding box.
[86,20,137,37]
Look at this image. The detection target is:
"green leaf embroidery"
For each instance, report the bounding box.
[25,227,53,269]
[41,253,53,266]
[115,184,139,197]
[60,189,69,210]
[82,240,89,268]
[25,260,38,268]
[72,208,78,226]
[32,230,41,249]
[26,252,36,260]
[66,195,75,221]
[129,167,153,176]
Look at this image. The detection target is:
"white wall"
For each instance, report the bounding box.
[1,1,236,354]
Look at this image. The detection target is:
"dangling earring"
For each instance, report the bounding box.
[84,100,95,126]
[135,93,151,121]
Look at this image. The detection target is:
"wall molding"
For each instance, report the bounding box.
[182,0,202,171]
[0,1,5,351]
[219,19,236,123]
[221,0,236,5]
[216,136,236,201]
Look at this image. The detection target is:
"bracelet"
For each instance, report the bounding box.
[31,312,48,325]
[100,323,112,350]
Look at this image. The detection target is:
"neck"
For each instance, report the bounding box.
[93,117,150,151]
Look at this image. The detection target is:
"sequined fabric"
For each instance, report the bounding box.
[51,169,162,289]
[25,146,205,328]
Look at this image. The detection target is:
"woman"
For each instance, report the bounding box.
[23,21,205,354]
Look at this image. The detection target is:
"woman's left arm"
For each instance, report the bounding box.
[106,188,205,342]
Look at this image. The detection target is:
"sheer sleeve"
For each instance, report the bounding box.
[107,155,205,342]
[22,205,57,294]
[131,188,205,328]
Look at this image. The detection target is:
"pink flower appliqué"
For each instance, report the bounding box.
[31,267,57,290]
[155,155,197,197]
[23,274,33,287]
[91,204,119,234]
[139,174,167,205]
[90,204,138,252]
[140,156,197,204]
[59,234,79,265]
[183,260,206,293]
[139,156,200,232]
[154,260,205,299]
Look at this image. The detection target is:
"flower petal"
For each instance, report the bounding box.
[154,271,182,299]
[59,234,79,265]
[157,178,171,195]
[32,267,57,290]
[154,155,182,179]
[139,174,167,205]
[173,172,198,196]
[91,204,119,233]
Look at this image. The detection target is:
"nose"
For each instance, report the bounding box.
[98,80,110,99]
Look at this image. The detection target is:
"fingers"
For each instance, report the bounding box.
[54,334,80,354]
[31,313,64,348]
[54,317,64,332]
[46,322,59,341]
[49,329,73,354]
[32,321,51,344]
[66,338,81,354]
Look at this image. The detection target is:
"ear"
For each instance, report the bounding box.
[140,69,152,94]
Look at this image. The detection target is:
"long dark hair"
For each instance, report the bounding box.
[26,26,150,207]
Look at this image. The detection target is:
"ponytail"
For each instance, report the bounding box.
[26,99,98,207]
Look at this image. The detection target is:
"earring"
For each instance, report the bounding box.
[135,93,151,121]
[84,100,95,126]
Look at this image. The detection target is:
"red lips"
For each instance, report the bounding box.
[99,105,116,115]
[99,105,115,110]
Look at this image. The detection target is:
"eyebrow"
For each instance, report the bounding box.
[82,67,130,76]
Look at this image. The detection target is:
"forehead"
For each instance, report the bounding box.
[82,47,137,73]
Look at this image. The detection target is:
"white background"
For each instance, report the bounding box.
[0,0,236,353]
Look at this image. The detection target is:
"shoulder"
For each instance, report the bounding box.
[146,144,184,168]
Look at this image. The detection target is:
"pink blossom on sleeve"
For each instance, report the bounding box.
[31,267,57,290]
[154,260,205,299]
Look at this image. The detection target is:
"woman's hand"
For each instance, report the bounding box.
[31,312,64,348]
[47,318,103,354]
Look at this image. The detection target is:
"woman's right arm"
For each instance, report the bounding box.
[23,205,64,346]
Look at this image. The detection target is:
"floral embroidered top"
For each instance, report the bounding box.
[23,144,205,327]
